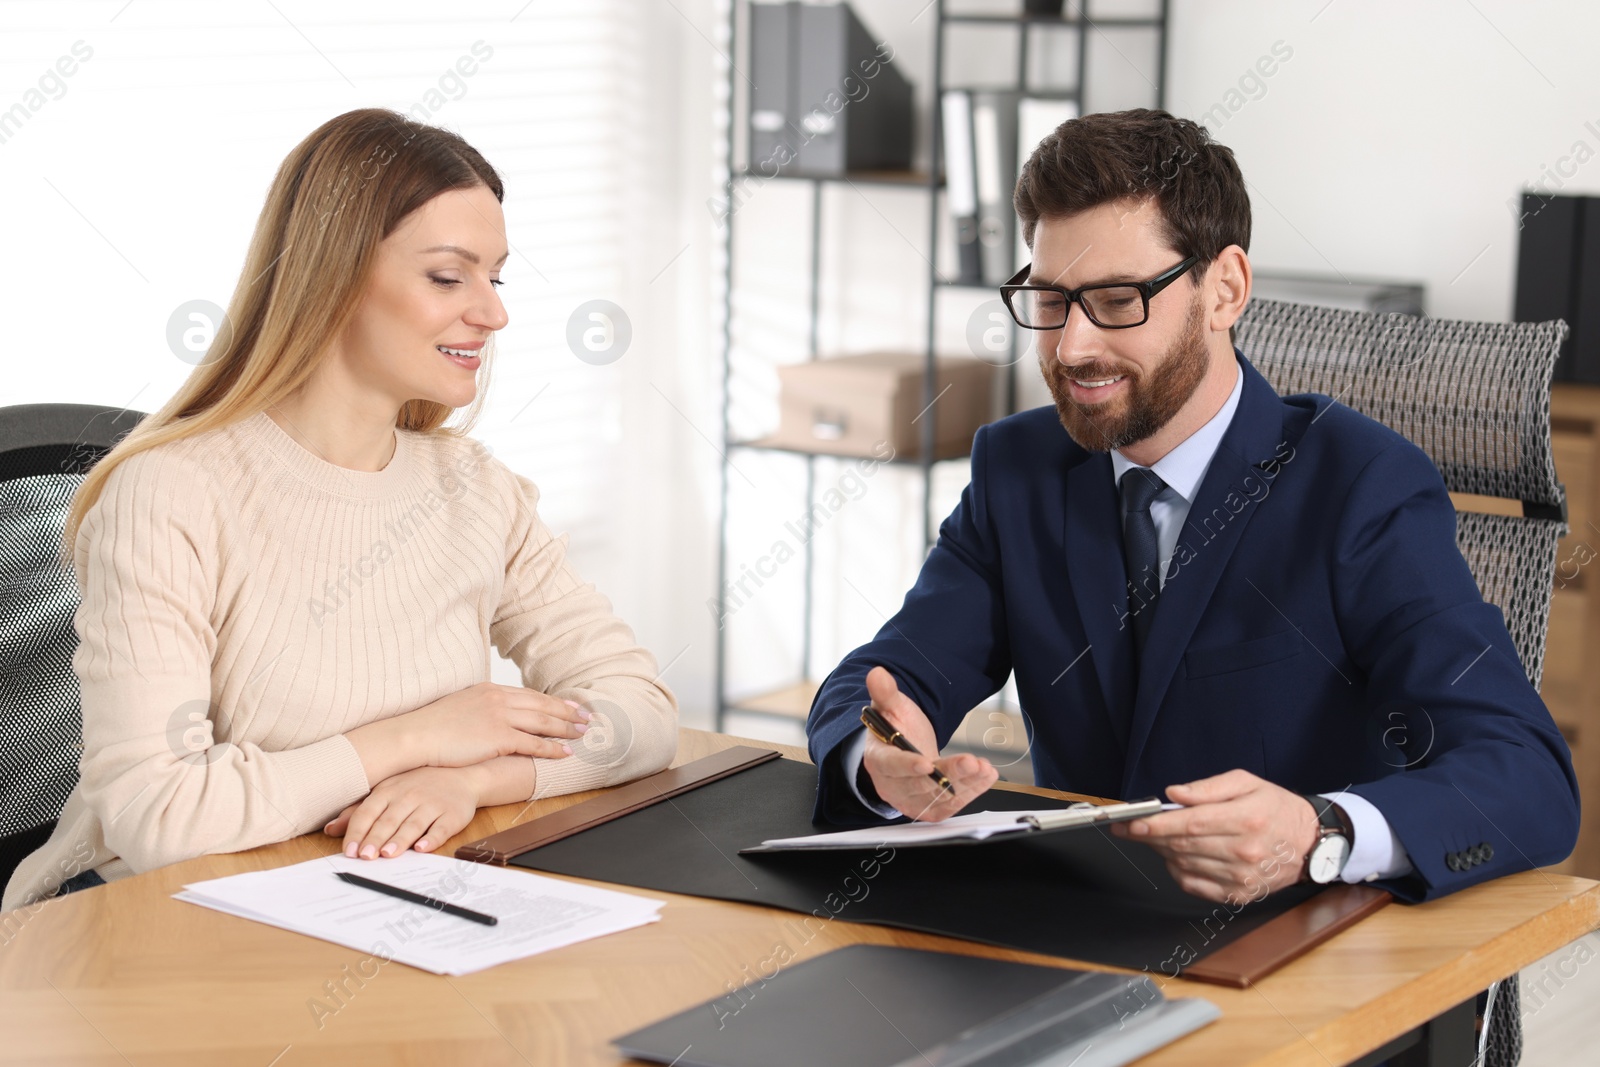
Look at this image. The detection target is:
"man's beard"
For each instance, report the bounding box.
[1040,296,1210,453]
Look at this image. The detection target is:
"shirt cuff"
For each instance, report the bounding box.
[841,727,902,819]
[1321,790,1414,883]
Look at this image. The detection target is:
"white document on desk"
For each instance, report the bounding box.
[174,851,664,975]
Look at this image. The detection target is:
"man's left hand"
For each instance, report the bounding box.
[1108,769,1320,903]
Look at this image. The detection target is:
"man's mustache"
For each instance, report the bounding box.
[1052,362,1139,385]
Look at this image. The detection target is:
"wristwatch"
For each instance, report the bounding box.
[1301,794,1353,884]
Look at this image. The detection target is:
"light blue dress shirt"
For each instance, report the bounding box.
[843,356,1413,884]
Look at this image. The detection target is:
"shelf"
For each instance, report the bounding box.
[943,13,1165,28]
[739,168,937,188]
[715,0,1170,736]
[731,437,973,464]
[726,681,1031,758]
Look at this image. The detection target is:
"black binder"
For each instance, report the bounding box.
[1513,190,1600,383]
[613,944,1220,1067]
[971,88,1021,286]
[748,2,914,177]
[942,88,984,286]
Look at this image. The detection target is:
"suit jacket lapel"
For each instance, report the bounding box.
[1064,450,1135,754]
[1122,357,1289,786]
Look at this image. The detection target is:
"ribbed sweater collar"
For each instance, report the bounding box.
[242,409,418,500]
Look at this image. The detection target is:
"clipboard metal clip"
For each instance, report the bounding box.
[1017,797,1165,832]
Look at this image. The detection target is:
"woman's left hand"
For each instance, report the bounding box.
[323,766,485,859]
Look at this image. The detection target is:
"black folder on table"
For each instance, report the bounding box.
[614,944,1220,1067]
[488,752,1387,980]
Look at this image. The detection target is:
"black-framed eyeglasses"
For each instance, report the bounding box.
[999,256,1199,330]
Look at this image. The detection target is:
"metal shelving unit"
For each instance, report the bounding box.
[714,1,1170,741]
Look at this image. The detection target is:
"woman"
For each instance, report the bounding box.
[2,108,678,912]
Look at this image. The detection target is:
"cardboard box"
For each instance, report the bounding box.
[763,352,995,460]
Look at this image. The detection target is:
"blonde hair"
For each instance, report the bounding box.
[62,107,504,559]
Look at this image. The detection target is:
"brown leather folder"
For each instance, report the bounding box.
[454,745,781,865]
[1183,883,1394,988]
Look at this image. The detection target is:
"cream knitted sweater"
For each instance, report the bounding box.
[3,410,678,912]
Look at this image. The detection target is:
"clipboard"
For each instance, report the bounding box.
[738,797,1175,853]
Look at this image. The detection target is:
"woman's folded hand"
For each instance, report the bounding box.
[346,682,593,783]
[323,764,487,859]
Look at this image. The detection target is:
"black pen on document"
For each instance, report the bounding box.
[860,703,956,797]
[335,871,498,926]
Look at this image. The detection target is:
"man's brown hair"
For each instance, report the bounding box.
[1013,108,1251,273]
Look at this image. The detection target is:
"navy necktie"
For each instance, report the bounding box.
[1120,466,1168,660]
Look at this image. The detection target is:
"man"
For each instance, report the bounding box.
[805,109,1579,905]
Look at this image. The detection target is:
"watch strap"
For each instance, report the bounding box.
[1303,794,1352,840]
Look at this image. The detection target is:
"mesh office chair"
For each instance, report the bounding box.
[0,403,146,896]
[1236,298,1570,1067]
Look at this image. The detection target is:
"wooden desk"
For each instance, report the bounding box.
[1,728,1596,1066]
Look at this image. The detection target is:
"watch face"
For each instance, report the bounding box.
[1308,836,1350,884]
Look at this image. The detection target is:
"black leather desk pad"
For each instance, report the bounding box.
[510,756,1320,973]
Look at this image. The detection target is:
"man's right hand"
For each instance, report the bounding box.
[861,666,998,822]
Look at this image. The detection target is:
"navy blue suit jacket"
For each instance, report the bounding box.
[807,352,1579,902]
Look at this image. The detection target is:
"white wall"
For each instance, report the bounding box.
[619,0,723,727]
[0,0,724,728]
[1166,0,1600,320]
